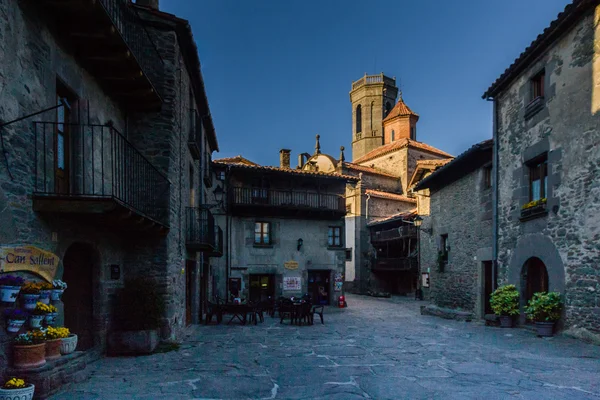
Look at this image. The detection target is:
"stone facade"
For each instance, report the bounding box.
[0,0,219,385]
[488,4,600,333]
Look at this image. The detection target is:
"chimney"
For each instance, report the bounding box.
[136,0,159,10]
[279,149,291,169]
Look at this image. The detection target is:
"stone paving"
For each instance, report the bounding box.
[51,294,600,399]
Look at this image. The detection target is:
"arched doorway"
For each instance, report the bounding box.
[62,243,96,350]
[521,257,549,304]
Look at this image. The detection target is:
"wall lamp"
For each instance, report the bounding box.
[297,238,303,251]
[412,216,432,235]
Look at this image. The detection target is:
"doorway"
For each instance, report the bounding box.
[62,243,96,350]
[522,257,548,303]
[482,261,494,315]
[185,260,194,326]
[249,274,275,303]
[308,270,330,305]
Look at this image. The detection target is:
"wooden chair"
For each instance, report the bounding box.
[311,305,324,325]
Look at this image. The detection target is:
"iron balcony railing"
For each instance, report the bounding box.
[99,0,163,96]
[185,207,215,250]
[373,257,418,271]
[33,122,170,226]
[230,187,345,212]
[371,226,417,242]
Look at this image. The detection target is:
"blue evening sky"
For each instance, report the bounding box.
[161,0,569,165]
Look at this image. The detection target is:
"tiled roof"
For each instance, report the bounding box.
[353,138,453,164]
[213,160,359,181]
[408,158,454,189]
[365,189,417,203]
[383,98,418,122]
[483,0,594,99]
[342,162,399,178]
[213,155,258,166]
[368,209,418,226]
[416,159,453,167]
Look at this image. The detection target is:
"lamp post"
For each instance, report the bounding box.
[413,215,424,300]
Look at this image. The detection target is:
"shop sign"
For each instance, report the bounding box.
[0,246,59,282]
[284,261,299,270]
[283,276,301,291]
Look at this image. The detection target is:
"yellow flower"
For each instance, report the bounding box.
[46,326,70,339]
[4,377,26,389]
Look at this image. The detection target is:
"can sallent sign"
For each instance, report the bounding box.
[0,246,59,282]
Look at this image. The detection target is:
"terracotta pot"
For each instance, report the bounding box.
[45,338,62,360]
[6,319,26,333]
[0,383,35,400]
[0,285,21,303]
[13,343,46,369]
[21,294,40,310]
[39,290,52,304]
[60,334,78,355]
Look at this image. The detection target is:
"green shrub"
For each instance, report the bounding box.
[490,284,520,316]
[525,292,562,322]
[113,278,165,331]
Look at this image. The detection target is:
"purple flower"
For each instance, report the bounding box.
[0,275,25,287]
[4,308,28,321]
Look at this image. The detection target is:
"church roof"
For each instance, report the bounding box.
[368,209,418,227]
[365,189,417,204]
[213,155,258,166]
[353,138,453,164]
[342,162,399,179]
[383,97,419,122]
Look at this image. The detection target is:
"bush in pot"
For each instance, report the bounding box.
[13,331,46,369]
[0,377,35,400]
[4,309,28,333]
[490,284,520,328]
[109,278,165,355]
[0,275,25,303]
[30,302,56,328]
[525,291,563,337]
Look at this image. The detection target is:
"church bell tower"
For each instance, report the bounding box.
[350,73,398,161]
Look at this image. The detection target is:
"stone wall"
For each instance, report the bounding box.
[421,167,492,318]
[495,7,600,333]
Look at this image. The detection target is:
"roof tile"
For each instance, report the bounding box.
[365,189,417,203]
[383,98,418,122]
[353,138,453,164]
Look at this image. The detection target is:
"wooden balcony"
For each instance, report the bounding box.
[32,122,170,233]
[185,207,215,252]
[229,187,345,219]
[38,0,163,111]
[371,226,417,243]
[372,257,418,272]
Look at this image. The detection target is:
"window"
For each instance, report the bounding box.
[254,222,271,245]
[391,130,395,142]
[189,164,195,206]
[410,126,416,140]
[440,234,449,261]
[385,101,391,116]
[531,70,545,101]
[216,170,225,181]
[483,166,492,189]
[356,105,362,134]
[529,157,548,201]
[345,248,352,261]
[328,226,342,247]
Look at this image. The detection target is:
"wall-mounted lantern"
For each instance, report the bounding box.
[297,238,303,251]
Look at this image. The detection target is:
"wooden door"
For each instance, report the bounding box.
[483,261,493,315]
[63,243,94,350]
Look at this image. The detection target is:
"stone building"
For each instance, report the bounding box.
[0,0,221,391]
[482,0,600,336]
[210,152,357,304]
[414,140,493,319]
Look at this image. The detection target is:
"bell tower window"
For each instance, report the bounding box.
[356,105,362,135]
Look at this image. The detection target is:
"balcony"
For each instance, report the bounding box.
[188,110,202,160]
[207,225,223,257]
[32,122,170,233]
[371,226,417,243]
[185,207,215,251]
[230,187,345,219]
[351,73,396,91]
[372,257,418,272]
[39,0,163,111]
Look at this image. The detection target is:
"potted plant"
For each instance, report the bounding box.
[0,275,25,303]
[490,284,520,328]
[42,303,58,326]
[38,282,53,304]
[4,309,28,333]
[44,326,65,360]
[108,278,164,355]
[525,291,563,337]
[51,279,67,301]
[12,331,46,369]
[30,302,50,328]
[57,327,78,355]
[0,377,35,400]
[20,283,41,310]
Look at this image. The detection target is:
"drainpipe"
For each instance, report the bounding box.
[489,96,499,290]
[365,192,371,220]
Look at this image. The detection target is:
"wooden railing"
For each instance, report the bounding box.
[373,257,418,271]
[230,187,345,213]
[371,226,417,242]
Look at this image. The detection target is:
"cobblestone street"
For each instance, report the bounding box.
[51,294,600,399]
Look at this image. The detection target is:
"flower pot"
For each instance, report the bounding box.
[6,319,26,333]
[13,343,46,369]
[499,315,513,328]
[0,285,21,303]
[0,383,35,400]
[39,290,52,304]
[45,338,62,360]
[21,294,40,310]
[29,314,44,329]
[44,312,58,326]
[50,289,64,301]
[60,334,78,355]
[535,321,555,337]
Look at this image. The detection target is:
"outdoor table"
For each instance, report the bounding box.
[222,303,252,325]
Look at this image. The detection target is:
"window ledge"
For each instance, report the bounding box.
[253,244,273,249]
[327,246,345,250]
[520,205,548,222]
[524,96,545,120]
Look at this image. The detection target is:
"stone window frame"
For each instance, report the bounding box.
[482,164,492,190]
[327,226,343,248]
[524,68,547,120]
[253,221,273,247]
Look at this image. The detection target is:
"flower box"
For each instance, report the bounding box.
[520,203,547,221]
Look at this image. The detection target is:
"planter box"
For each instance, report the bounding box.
[520,204,547,221]
[107,330,159,355]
